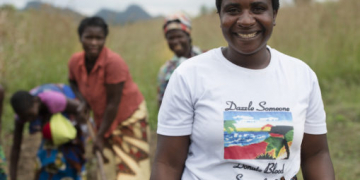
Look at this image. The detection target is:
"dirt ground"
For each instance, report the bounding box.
[4,131,158,180]
[4,133,42,180]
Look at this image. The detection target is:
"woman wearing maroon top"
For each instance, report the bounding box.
[68,17,150,180]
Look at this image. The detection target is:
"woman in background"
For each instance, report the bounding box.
[157,13,203,107]
[151,0,335,179]
[68,16,150,180]
[10,83,86,180]
[0,85,6,180]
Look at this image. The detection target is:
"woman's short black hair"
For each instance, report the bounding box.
[216,0,280,13]
[77,16,109,37]
[10,91,35,115]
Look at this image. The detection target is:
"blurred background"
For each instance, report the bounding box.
[0,0,359,179]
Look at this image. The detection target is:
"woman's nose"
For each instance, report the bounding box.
[91,39,98,44]
[237,11,256,27]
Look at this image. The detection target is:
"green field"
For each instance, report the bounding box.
[0,0,359,179]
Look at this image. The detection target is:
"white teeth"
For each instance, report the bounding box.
[238,32,257,38]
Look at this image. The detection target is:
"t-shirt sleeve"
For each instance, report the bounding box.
[157,70,194,136]
[304,71,327,134]
[105,56,128,84]
[38,91,67,114]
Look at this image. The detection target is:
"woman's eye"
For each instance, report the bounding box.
[253,7,266,13]
[226,7,240,14]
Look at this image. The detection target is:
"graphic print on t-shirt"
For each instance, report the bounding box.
[224,111,293,160]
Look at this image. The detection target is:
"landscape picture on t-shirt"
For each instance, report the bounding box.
[224,111,294,160]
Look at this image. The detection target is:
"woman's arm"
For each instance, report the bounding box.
[69,80,90,123]
[301,133,335,180]
[64,98,87,124]
[93,82,124,152]
[10,121,24,180]
[69,80,88,105]
[150,135,190,180]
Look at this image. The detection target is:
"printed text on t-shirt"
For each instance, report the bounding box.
[225,101,290,112]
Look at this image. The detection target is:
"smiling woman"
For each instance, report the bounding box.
[157,13,203,107]
[218,0,277,69]
[151,0,335,180]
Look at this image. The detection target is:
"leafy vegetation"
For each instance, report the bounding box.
[224,120,237,133]
[265,137,284,158]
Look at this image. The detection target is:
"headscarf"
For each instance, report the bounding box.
[163,13,192,35]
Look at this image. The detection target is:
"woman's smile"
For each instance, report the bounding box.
[220,0,277,61]
[235,31,261,39]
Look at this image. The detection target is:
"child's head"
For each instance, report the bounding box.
[10,91,40,121]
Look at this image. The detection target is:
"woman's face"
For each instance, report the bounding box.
[219,0,277,55]
[80,26,106,59]
[165,29,192,58]
[19,99,40,122]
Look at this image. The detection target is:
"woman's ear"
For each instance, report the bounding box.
[273,10,278,26]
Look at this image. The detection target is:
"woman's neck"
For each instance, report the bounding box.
[85,54,99,73]
[222,46,270,69]
[85,54,99,63]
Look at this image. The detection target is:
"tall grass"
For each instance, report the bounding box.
[0,8,79,133]
[271,0,360,85]
[0,0,359,179]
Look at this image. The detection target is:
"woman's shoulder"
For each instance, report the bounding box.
[178,48,219,68]
[104,47,122,59]
[271,47,314,72]
[270,47,319,83]
[172,48,220,79]
[103,47,127,66]
[68,51,84,67]
[69,51,84,60]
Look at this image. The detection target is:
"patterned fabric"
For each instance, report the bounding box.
[163,13,191,35]
[17,84,76,133]
[17,84,86,180]
[37,91,67,114]
[35,137,86,180]
[157,46,202,103]
[0,145,6,180]
[100,101,150,180]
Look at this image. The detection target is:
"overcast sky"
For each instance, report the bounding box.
[0,0,333,17]
[0,0,218,16]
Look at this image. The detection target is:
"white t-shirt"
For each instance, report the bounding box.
[157,47,327,180]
